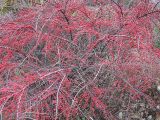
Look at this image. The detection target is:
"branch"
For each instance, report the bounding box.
[137,10,160,19]
[60,10,73,41]
[111,0,123,16]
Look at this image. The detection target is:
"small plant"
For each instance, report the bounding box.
[0,0,46,14]
[0,0,160,119]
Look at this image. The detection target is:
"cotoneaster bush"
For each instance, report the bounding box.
[0,0,160,119]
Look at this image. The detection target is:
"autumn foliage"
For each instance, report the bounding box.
[0,0,160,119]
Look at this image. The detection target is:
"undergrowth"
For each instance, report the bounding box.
[0,0,160,120]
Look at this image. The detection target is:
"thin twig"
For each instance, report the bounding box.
[55,75,66,120]
[71,64,103,107]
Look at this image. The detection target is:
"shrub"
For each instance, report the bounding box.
[0,0,160,119]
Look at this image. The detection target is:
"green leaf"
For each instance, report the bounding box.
[76,116,81,120]
[14,68,21,76]
[82,117,86,120]
[155,38,160,49]
[154,26,159,34]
